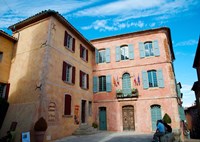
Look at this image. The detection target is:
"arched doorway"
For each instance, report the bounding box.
[122,105,135,131]
[151,105,162,131]
[99,107,107,130]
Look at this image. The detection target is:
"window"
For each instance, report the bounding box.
[148,70,158,87]
[88,101,92,116]
[0,52,3,62]
[142,69,164,89]
[139,40,160,58]
[151,105,162,131]
[121,45,129,60]
[80,44,88,61]
[80,70,89,89]
[64,94,71,115]
[0,84,6,98]
[64,31,75,52]
[93,75,111,93]
[95,48,110,63]
[144,42,154,57]
[0,83,9,100]
[116,44,134,62]
[98,50,106,63]
[99,76,106,92]
[122,73,131,96]
[62,61,75,84]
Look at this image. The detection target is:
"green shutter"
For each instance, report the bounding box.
[122,73,131,96]
[157,69,164,88]
[177,84,181,98]
[178,105,186,121]
[116,46,121,62]
[128,44,134,60]
[95,48,99,64]
[93,76,98,93]
[153,40,160,56]
[142,70,149,89]
[106,75,111,92]
[151,105,162,131]
[106,48,110,63]
[139,42,145,58]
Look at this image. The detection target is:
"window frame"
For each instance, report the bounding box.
[0,52,3,62]
[144,41,154,57]
[99,76,106,92]
[80,70,89,89]
[120,45,129,60]
[64,94,71,116]
[147,70,158,88]
[80,44,88,61]
[98,49,106,63]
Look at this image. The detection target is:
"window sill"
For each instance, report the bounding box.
[65,46,74,53]
[148,87,159,90]
[63,81,74,85]
[81,57,88,62]
[81,87,88,90]
[62,115,73,118]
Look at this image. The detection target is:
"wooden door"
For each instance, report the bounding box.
[99,107,107,130]
[81,100,86,123]
[122,106,135,131]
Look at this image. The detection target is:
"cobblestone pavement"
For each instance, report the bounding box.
[55,131,153,142]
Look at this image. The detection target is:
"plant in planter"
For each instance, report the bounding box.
[34,117,48,142]
[116,89,123,97]
[131,88,137,93]
[92,122,98,128]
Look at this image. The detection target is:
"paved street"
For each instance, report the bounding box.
[55,132,153,142]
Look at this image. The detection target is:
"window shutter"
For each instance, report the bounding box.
[106,75,112,92]
[86,49,88,61]
[157,69,164,88]
[153,40,160,56]
[177,84,181,98]
[95,49,99,64]
[65,95,71,115]
[87,74,89,89]
[80,71,82,87]
[5,84,10,101]
[142,70,149,89]
[72,66,75,84]
[93,76,98,93]
[62,61,67,81]
[105,48,110,63]
[115,46,121,62]
[128,44,134,59]
[64,31,68,46]
[80,44,82,57]
[139,42,145,58]
[72,38,75,52]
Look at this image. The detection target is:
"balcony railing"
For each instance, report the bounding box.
[116,89,138,99]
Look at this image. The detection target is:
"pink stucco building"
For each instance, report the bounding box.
[91,28,181,133]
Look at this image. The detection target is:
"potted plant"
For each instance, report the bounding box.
[116,89,123,97]
[131,88,137,94]
[34,117,48,142]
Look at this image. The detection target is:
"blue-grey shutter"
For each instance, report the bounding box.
[106,75,111,92]
[95,48,99,64]
[151,105,162,131]
[157,69,164,88]
[177,84,181,98]
[139,42,145,58]
[153,40,160,56]
[115,46,121,62]
[142,70,149,89]
[106,48,110,63]
[128,44,134,60]
[93,76,98,93]
[178,105,186,121]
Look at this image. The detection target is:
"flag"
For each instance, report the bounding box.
[137,74,140,86]
[134,77,137,86]
[113,76,117,87]
[116,76,119,85]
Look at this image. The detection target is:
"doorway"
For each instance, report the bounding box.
[122,105,135,131]
[81,100,86,123]
[99,107,107,130]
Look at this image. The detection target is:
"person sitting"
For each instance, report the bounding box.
[0,131,12,142]
[152,120,166,142]
[163,122,172,133]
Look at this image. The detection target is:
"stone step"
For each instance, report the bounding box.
[72,124,98,135]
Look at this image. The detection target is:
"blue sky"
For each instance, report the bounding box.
[1,0,199,107]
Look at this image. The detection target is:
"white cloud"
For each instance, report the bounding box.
[0,0,98,28]
[81,20,146,31]
[181,84,196,107]
[174,39,198,47]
